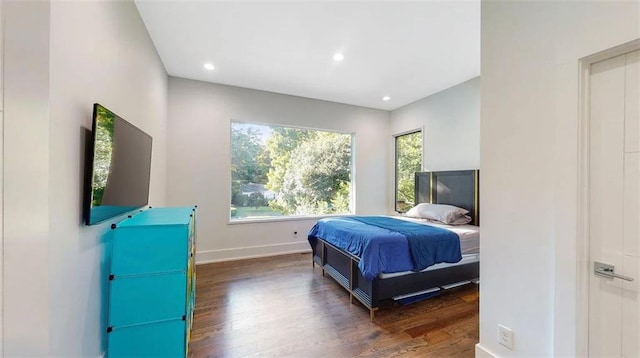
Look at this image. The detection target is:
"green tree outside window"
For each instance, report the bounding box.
[395,131,422,212]
[230,122,352,220]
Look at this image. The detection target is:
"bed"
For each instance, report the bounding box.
[308,170,479,320]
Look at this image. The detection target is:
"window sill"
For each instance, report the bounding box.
[227,213,353,225]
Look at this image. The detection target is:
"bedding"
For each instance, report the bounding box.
[307,215,465,281]
[405,203,470,224]
[397,217,480,255]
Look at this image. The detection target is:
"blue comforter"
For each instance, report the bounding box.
[307,216,462,280]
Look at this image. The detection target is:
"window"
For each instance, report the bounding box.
[395,130,423,212]
[231,121,353,221]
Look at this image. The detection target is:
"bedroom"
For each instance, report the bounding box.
[2,0,638,357]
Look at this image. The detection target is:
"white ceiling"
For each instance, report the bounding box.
[135,1,480,111]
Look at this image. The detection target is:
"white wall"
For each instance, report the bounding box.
[479,1,639,357]
[4,1,51,354]
[167,77,389,262]
[390,77,480,171]
[0,0,5,352]
[3,0,168,355]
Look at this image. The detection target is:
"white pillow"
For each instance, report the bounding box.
[444,214,472,225]
[405,203,469,225]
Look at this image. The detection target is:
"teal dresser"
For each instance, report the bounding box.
[107,206,197,357]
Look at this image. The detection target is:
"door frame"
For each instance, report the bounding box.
[0,1,5,353]
[576,38,640,357]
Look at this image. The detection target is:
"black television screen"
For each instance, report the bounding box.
[85,103,153,225]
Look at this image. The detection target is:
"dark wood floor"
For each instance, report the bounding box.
[189,253,479,358]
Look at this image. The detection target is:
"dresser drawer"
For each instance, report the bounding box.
[108,318,186,358]
[109,272,187,327]
[111,225,189,275]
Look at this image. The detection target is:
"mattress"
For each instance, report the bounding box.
[395,216,480,255]
[379,253,480,279]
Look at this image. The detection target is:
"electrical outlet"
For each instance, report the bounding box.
[498,324,513,350]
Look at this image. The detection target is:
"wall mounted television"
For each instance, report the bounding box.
[84,103,153,225]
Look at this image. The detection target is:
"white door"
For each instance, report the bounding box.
[589,49,640,357]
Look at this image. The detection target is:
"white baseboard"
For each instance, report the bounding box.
[195,241,311,264]
[475,343,498,358]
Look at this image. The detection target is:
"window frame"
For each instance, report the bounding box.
[229,120,355,223]
[394,128,424,213]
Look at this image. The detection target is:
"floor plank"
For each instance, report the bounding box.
[188,253,479,358]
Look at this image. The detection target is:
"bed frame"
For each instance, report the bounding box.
[311,169,480,320]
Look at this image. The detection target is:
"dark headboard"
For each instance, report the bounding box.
[415,170,480,226]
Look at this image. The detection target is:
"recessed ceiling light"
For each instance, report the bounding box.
[333,53,344,62]
[204,63,215,70]
[382,96,391,101]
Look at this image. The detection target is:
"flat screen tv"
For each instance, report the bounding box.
[84,103,153,225]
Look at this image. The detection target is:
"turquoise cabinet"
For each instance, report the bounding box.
[107,206,197,358]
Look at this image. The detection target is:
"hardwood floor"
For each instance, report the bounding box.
[189,253,479,358]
